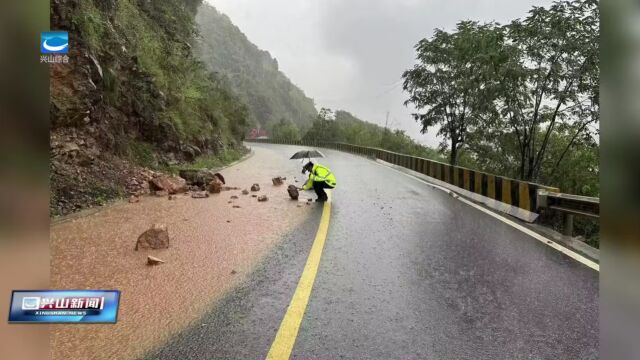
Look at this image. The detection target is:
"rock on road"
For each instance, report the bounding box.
[150,143,598,360]
[50,145,316,360]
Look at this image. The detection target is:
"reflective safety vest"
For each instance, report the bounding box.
[302,163,336,190]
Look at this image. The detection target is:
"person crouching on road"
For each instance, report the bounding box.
[301,161,336,202]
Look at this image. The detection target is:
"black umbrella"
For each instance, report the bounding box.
[289,149,325,160]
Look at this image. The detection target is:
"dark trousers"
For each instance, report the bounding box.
[312,181,333,201]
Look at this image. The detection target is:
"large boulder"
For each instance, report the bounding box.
[287,185,299,200]
[214,173,226,184]
[135,224,170,250]
[149,175,186,194]
[179,169,216,187]
[179,169,225,188]
[208,179,223,193]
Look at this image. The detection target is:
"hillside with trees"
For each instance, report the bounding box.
[280,108,444,161]
[195,4,318,133]
[50,0,250,215]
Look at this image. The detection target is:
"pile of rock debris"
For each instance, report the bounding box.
[133,172,310,266]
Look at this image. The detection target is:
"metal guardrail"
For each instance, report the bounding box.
[246,138,599,234]
[247,138,558,210]
[537,191,599,218]
[537,190,599,235]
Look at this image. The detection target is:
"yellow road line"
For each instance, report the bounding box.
[266,192,332,360]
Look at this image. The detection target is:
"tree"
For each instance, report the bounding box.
[302,108,342,142]
[269,118,300,141]
[402,22,505,165]
[300,108,444,162]
[334,110,381,145]
[495,0,599,181]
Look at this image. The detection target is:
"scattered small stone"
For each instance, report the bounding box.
[241,189,249,195]
[230,195,239,199]
[228,201,232,204]
[136,224,170,250]
[191,191,209,199]
[233,205,241,208]
[226,220,231,223]
[282,177,287,180]
[230,269,237,275]
[287,185,299,200]
[168,195,175,200]
[251,194,258,198]
[272,177,284,186]
[258,195,268,202]
[129,195,140,203]
[251,183,260,192]
[306,202,310,206]
[307,198,312,202]
[147,256,165,266]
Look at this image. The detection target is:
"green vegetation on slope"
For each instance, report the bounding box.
[193,4,440,162]
[57,0,249,160]
[298,108,445,161]
[50,0,251,215]
[195,4,318,133]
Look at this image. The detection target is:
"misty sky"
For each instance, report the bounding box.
[206,0,553,147]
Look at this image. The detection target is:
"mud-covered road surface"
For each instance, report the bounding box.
[50,145,316,360]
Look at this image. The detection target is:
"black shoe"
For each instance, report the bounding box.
[315,197,327,202]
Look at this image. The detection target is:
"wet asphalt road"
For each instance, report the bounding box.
[149,143,599,360]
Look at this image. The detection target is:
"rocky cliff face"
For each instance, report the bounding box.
[195,4,317,131]
[49,0,248,216]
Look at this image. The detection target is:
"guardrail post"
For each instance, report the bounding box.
[563,213,574,236]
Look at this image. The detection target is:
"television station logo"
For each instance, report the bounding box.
[40,31,70,64]
[21,295,104,314]
[8,290,120,323]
